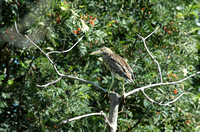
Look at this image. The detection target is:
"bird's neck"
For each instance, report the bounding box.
[103,52,114,57]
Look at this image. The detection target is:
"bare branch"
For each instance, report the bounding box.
[15,22,22,36]
[61,111,112,128]
[165,93,185,105]
[144,27,159,39]
[37,77,62,87]
[61,112,102,123]
[138,27,163,83]
[47,36,84,56]
[134,27,200,105]
[24,34,54,64]
[52,65,107,93]
[125,71,200,97]
[15,21,107,94]
[100,111,112,127]
[62,75,108,93]
[38,65,107,93]
[141,89,185,106]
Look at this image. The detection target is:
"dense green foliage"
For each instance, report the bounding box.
[0,0,200,131]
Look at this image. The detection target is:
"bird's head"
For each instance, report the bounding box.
[90,47,113,56]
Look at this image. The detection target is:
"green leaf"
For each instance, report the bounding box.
[20,62,28,69]
[143,99,149,107]
[79,5,85,8]
[8,80,13,85]
[2,93,6,98]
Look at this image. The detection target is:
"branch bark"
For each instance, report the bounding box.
[107,92,121,132]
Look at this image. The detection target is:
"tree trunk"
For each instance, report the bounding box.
[107,92,121,132]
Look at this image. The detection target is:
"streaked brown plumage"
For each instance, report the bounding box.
[91,47,134,93]
[101,47,134,82]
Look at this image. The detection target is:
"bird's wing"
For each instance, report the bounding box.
[111,54,133,73]
[105,54,133,81]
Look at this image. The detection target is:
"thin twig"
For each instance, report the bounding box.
[61,111,112,128]
[47,36,84,55]
[24,34,54,64]
[125,71,200,97]
[37,77,62,87]
[15,22,22,35]
[138,27,163,83]
[61,112,102,123]
[64,75,108,93]
[141,89,184,106]
[144,27,159,39]
[100,111,112,127]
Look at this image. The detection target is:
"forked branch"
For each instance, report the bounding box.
[138,27,163,83]
[141,89,185,106]
[132,27,200,105]
[125,71,200,97]
[14,21,107,94]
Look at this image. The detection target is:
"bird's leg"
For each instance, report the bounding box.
[108,73,114,93]
[122,80,125,96]
[122,80,126,104]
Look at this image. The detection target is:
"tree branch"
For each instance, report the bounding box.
[47,36,84,56]
[61,111,112,128]
[37,77,62,87]
[15,21,107,94]
[144,27,159,40]
[125,71,200,97]
[141,89,185,106]
[63,75,108,93]
[138,27,163,83]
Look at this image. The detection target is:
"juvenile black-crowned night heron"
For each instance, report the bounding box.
[90,47,134,95]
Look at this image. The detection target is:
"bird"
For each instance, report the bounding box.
[90,47,134,95]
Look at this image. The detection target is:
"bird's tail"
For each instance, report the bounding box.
[127,74,134,83]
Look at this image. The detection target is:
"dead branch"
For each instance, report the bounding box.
[125,71,200,97]
[141,89,185,106]
[61,111,112,128]
[15,21,107,94]
[138,27,163,83]
[47,36,84,55]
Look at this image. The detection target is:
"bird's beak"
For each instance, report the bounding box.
[90,50,102,55]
